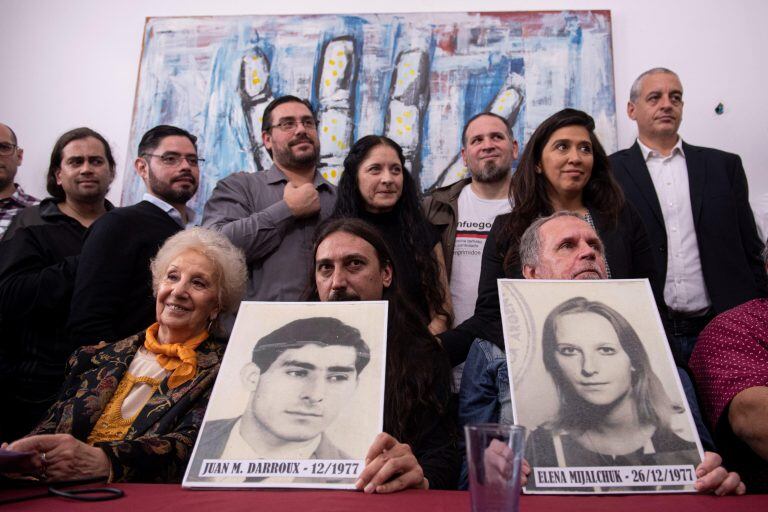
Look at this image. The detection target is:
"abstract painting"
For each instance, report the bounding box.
[122,11,617,217]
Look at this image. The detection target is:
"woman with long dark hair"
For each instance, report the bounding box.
[333,136,452,334]
[441,109,659,365]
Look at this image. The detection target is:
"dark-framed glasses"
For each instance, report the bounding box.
[271,118,317,132]
[0,142,19,156]
[143,153,204,167]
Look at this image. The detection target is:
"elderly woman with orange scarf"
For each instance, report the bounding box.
[4,227,246,482]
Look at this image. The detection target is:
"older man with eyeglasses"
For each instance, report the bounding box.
[67,125,203,347]
[202,95,336,303]
[0,122,39,239]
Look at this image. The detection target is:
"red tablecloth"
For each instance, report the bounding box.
[0,484,764,511]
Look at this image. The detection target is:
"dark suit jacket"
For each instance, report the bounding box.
[32,331,225,483]
[610,141,767,315]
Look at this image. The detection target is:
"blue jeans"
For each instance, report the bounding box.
[676,367,715,451]
[669,334,699,365]
[456,339,513,489]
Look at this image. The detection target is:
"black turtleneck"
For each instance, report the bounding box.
[359,209,440,323]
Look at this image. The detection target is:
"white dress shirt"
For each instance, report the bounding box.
[142,193,196,226]
[638,138,711,315]
[216,418,321,483]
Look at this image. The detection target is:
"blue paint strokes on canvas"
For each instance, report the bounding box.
[122,11,617,218]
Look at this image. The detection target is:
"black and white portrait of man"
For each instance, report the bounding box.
[185,302,387,488]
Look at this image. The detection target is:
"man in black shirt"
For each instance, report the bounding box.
[304,218,460,492]
[0,127,115,440]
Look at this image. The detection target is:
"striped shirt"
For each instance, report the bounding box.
[0,184,39,239]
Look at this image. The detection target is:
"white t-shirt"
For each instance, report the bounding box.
[450,185,512,325]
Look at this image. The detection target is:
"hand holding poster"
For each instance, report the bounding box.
[499,279,703,494]
[184,301,387,489]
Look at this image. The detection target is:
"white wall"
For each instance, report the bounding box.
[3,0,768,207]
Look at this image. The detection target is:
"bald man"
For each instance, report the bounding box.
[0,123,38,238]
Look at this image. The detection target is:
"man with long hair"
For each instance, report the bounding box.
[67,125,200,346]
[305,217,460,492]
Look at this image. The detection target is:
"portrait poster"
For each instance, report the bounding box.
[499,279,704,494]
[122,11,617,217]
[183,301,388,489]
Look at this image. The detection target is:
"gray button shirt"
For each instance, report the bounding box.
[202,165,336,301]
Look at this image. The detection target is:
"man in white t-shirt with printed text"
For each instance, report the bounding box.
[424,112,519,326]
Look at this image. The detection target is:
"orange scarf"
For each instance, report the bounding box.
[143,323,209,389]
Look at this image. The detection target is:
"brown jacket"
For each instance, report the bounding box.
[422,178,472,278]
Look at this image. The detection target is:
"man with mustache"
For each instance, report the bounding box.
[459,211,744,495]
[610,68,766,364]
[305,218,461,492]
[67,125,200,346]
[0,127,115,440]
[203,95,336,302]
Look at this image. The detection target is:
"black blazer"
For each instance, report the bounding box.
[610,141,767,315]
[439,204,660,366]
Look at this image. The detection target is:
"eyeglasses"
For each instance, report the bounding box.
[0,143,19,156]
[143,153,204,167]
[270,118,317,132]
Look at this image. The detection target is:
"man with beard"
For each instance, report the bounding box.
[424,113,519,327]
[0,127,115,439]
[305,218,461,492]
[203,96,336,301]
[67,125,200,346]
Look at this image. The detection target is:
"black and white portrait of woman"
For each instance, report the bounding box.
[498,281,704,494]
